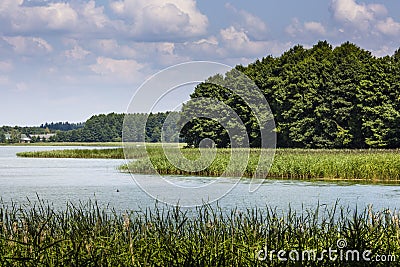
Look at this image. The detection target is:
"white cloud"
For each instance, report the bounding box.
[225,3,268,40]
[219,26,290,57]
[329,0,400,41]
[64,45,90,60]
[0,1,78,33]
[0,1,114,35]
[330,0,387,31]
[3,36,53,55]
[286,19,327,38]
[370,45,397,57]
[109,0,208,40]
[89,57,144,82]
[93,39,136,59]
[304,22,326,35]
[183,36,222,58]
[130,42,189,66]
[366,4,388,17]
[376,17,400,36]
[80,1,108,29]
[220,26,257,53]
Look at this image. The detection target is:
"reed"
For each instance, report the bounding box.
[17,148,125,159]
[17,145,400,181]
[122,147,400,182]
[0,199,399,266]
[1,142,123,147]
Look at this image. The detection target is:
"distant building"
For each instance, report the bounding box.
[20,134,31,143]
[30,133,56,142]
[4,133,11,141]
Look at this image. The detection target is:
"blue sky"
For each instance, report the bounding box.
[1,0,399,126]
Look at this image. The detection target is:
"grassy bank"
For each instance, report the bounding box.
[0,200,399,266]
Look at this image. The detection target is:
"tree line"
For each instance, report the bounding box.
[1,112,180,143]
[180,41,400,148]
[52,112,180,143]
[40,122,84,132]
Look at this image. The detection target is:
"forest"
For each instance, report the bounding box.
[181,41,400,148]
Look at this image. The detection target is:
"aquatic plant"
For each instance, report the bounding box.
[0,199,399,266]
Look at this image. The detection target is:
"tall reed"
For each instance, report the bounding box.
[122,147,400,182]
[17,146,400,181]
[0,199,399,266]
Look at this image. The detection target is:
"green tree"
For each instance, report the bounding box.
[180,41,400,149]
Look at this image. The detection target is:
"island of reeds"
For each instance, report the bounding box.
[17,148,125,159]
[17,146,400,182]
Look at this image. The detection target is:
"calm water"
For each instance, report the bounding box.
[0,146,399,212]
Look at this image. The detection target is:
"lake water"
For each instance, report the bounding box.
[1,146,399,213]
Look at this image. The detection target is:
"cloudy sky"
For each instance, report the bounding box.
[1,0,399,126]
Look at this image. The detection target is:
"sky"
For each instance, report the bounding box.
[0,0,399,126]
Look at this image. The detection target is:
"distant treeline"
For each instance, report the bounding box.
[1,112,180,143]
[40,122,84,132]
[0,122,83,143]
[53,112,180,143]
[180,41,400,149]
[0,126,45,143]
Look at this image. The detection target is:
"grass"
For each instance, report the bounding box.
[1,142,123,147]
[0,199,399,266]
[122,146,400,182]
[17,148,125,159]
[17,145,400,182]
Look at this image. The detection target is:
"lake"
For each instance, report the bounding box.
[1,146,399,212]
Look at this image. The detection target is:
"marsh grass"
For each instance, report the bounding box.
[17,145,400,181]
[123,147,400,182]
[17,148,125,159]
[1,142,123,147]
[0,199,399,266]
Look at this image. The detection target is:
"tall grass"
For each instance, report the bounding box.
[0,199,399,266]
[1,142,123,147]
[122,147,400,182]
[17,148,126,159]
[17,145,400,181]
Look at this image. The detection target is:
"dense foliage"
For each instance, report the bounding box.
[40,122,84,131]
[1,200,399,266]
[53,112,180,143]
[0,126,47,143]
[180,41,400,148]
[1,112,180,144]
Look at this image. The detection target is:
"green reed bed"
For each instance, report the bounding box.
[1,142,124,147]
[0,199,399,266]
[17,145,400,181]
[122,147,400,182]
[16,148,126,159]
